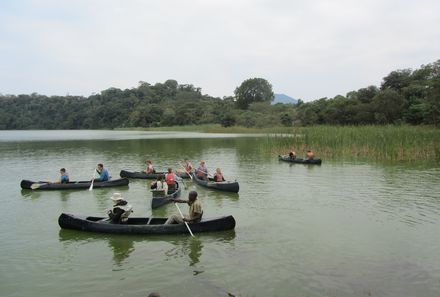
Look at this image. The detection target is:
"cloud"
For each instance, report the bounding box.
[1,0,439,100]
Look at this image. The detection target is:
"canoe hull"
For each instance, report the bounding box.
[191,173,239,193]
[151,182,182,209]
[20,178,129,190]
[120,170,190,179]
[278,155,322,165]
[58,213,236,235]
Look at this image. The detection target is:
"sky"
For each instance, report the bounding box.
[0,0,439,101]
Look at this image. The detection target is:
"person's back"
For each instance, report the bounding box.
[60,173,69,183]
[55,168,69,184]
[157,180,168,193]
[306,150,314,160]
[165,168,175,185]
[152,176,168,194]
[108,193,133,223]
[289,151,296,160]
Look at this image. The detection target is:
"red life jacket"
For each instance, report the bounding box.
[166,173,175,185]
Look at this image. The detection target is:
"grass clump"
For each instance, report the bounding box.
[265,125,440,162]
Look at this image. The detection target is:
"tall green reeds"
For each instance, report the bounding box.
[265,125,440,161]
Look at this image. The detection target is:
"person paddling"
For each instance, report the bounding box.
[94,163,110,182]
[196,160,209,180]
[178,159,193,176]
[165,191,203,225]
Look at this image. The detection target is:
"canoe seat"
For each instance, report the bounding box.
[152,190,166,198]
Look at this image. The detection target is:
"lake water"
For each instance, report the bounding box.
[0,130,439,297]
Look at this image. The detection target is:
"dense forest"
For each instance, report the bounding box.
[0,60,439,129]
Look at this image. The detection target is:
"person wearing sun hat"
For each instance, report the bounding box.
[107,193,133,223]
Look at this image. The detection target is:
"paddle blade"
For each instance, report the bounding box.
[89,169,96,191]
[30,183,41,190]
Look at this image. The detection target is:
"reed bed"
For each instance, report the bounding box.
[265,125,440,162]
[120,124,439,161]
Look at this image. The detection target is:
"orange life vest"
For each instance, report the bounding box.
[166,173,175,185]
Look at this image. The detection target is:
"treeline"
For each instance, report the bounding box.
[0,60,439,129]
[296,60,440,125]
[0,81,229,129]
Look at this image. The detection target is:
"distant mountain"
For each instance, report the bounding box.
[273,93,298,105]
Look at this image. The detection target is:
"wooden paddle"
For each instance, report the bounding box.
[177,163,190,189]
[89,169,96,191]
[30,182,48,190]
[197,169,213,179]
[174,203,194,237]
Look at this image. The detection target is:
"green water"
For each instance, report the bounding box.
[0,130,439,297]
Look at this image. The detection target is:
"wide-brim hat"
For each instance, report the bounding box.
[110,192,125,202]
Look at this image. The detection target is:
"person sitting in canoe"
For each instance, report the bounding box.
[178,159,193,175]
[107,193,133,224]
[183,159,193,173]
[144,160,155,174]
[151,174,168,194]
[306,150,315,160]
[213,168,225,182]
[196,160,209,180]
[94,163,110,182]
[289,150,297,160]
[165,168,179,191]
[52,168,69,184]
[165,191,203,224]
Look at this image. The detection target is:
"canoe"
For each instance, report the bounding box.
[58,213,236,235]
[191,173,239,193]
[151,182,181,209]
[20,178,129,190]
[120,170,190,179]
[278,155,322,165]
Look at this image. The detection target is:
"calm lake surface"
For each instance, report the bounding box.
[0,130,439,297]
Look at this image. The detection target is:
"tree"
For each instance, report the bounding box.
[372,89,406,124]
[234,78,274,109]
[381,69,412,92]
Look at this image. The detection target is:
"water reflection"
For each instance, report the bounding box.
[20,189,43,199]
[107,237,135,267]
[58,229,236,269]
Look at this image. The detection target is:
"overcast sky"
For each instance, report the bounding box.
[1,0,439,101]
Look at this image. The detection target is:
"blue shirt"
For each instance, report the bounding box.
[60,174,69,183]
[98,169,109,181]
